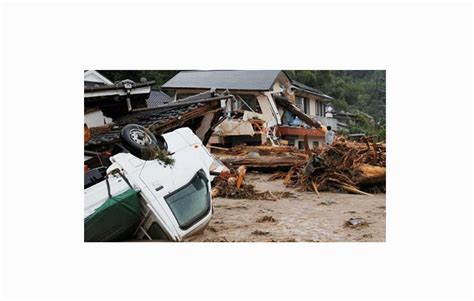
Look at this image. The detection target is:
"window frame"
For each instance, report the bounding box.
[303,98,310,114]
[297,141,305,150]
[146,222,171,241]
[296,96,304,111]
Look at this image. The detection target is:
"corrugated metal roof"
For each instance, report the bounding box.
[161,70,283,91]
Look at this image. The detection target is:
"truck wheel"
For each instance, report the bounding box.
[120,124,166,159]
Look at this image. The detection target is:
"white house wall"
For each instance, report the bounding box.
[263,92,281,126]
[256,94,279,127]
[84,110,113,128]
[84,70,113,85]
[214,119,255,136]
[195,111,216,140]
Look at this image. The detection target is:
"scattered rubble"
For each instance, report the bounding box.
[256,215,277,223]
[211,169,296,200]
[344,217,369,229]
[318,201,337,206]
[251,230,270,236]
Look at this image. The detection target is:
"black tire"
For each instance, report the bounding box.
[120,124,167,159]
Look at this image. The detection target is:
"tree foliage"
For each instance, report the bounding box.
[98,70,179,89]
[286,70,386,141]
[285,70,386,122]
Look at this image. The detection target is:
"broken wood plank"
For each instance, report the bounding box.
[303,134,311,156]
[284,168,295,185]
[311,181,320,197]
[236,166,247,189]
[354,164,386,185]
[211,188,220,198]
[209,145,230,151]
[221,156,305,169]
[336,183,373,196]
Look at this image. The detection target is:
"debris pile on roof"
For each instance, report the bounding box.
[85,93,228,152]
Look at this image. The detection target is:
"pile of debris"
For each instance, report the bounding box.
[211,167,294,201]
[212,136,386,197]
[273,136,386,195]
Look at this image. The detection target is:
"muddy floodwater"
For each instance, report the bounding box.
[191,173,386,242]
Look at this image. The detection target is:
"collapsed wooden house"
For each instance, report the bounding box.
[161,70,337,149]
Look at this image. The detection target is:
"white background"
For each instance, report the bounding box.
[1,0,472,300]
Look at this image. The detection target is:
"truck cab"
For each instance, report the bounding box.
[84,127,221,242]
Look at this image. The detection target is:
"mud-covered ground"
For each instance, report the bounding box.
[191,173,386,242]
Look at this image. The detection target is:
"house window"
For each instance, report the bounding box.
[297,141,305,150]
[286,138,295,147]
[303,98,310,114]
[317,102,323,116]
[236,94,261,113]
[296,96,304,111]
[313,141,320,148]
[295,96,310,114]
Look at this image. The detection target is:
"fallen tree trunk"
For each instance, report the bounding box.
[354,164,386,185]
[221,156,305,169]
[273,95,322,129]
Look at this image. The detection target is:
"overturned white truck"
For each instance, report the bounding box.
[84,125,222,242]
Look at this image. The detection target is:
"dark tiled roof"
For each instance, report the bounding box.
[84,99,223,152]
[161,70,283,91]
[146,90,172,108]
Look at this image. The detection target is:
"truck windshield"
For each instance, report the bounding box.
[165,170,210,229]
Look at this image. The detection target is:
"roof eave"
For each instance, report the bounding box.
[293,87,334,101]
[84,81,155,92]
[161,86,271,92]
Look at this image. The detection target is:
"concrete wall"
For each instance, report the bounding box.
[317,116,338,130]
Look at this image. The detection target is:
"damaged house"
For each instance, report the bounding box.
[161,70,337,149]
[84,70,172,128]
[84,70,156,128]
[84,71,234,155]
